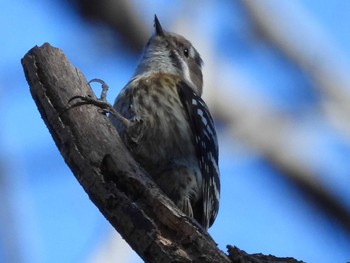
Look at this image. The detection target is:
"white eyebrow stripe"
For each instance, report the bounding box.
[189,46,195,58]
[174,50,196,90]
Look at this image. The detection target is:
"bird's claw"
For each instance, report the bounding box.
[63,79,131,128]
[89,78,109,102]
[62,79,116,116]
[131,116,143,123]
[66,94,116,116]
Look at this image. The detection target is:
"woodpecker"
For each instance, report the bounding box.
[109,15,220,230]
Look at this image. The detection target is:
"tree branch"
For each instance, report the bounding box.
[21,43,303,263]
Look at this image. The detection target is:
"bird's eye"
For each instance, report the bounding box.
[183,48,189,58]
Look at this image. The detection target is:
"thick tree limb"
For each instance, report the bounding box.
[21,42,229,263]
[21,43,303,263]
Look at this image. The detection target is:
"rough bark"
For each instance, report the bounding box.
[21,43,303,263]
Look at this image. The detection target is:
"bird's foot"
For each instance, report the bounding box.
[64,79,117,117]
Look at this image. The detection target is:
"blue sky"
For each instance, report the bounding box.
[1,1,350,262]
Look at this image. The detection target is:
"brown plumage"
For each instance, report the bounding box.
[110,16,220,230]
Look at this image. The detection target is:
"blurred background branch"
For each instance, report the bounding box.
[66,0,147,52]
[240,0,350,140]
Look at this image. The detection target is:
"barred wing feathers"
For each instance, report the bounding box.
[177,81,220,229]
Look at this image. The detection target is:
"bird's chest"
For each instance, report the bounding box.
[127,82,195,164]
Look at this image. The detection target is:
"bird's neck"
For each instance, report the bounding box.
[134,49,179,77]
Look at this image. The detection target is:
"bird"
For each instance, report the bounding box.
[108,15,220,230]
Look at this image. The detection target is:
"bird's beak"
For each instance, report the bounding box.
[154,15,164,36]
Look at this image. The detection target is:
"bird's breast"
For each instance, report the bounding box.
[123,74,196,169]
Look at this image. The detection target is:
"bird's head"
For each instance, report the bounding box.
[135,15,203,96]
